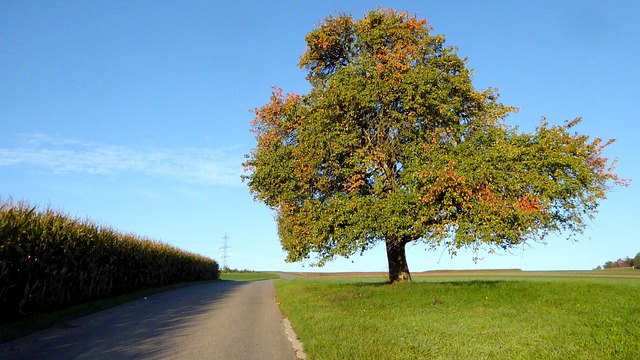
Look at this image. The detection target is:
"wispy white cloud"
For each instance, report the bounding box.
[0,134,245,187]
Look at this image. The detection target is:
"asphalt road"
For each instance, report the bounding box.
[0,279,298,359]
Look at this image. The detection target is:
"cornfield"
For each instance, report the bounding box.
[0,199,219,321]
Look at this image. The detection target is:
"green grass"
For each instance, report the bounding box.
[0,280,215,344]
[276,273,640,359]
[220,272,281,281]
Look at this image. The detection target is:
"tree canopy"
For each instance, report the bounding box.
[243,8,627,282]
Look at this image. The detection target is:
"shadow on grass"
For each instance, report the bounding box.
[434,280,507,286]
[349,279,516,287]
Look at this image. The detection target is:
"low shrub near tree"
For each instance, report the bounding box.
[0,199,219,321]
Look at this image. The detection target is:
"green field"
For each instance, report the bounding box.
[275,271,640,359]
[220,272,281,281]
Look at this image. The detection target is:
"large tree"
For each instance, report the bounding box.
[243,9,627,283]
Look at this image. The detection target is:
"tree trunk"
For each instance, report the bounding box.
[386,238,411,283]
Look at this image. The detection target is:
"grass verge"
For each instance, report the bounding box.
[0,280,215,344]
[220,272,281,281]
[276,272,640,359]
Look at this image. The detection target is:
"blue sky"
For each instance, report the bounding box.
[1,1,638,272]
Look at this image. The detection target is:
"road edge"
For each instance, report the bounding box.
[274,273,307,359]
[283,317,307,360]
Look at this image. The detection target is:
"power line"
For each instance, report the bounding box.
[220,232,230,270]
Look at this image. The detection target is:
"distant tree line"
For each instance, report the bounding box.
[220,267,256,273]
[595,252,640,270]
